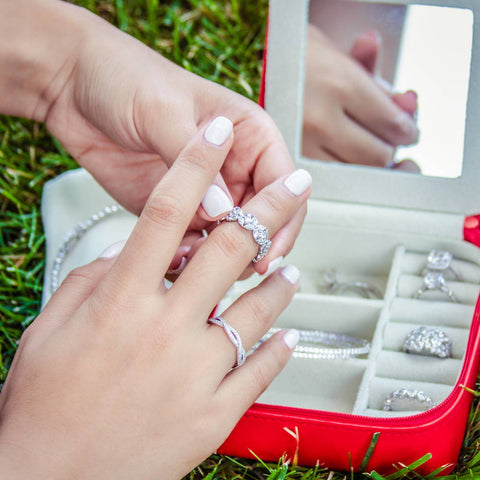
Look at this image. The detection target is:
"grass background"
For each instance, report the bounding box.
[0,0,479,478]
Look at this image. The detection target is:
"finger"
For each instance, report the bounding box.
[350,30,381,75]
[104,116,234,294]
[170,169,311,316]
[324,113,395,167]
[29,241,126,341]
[208,265,299,374]
[391,158,422,173]
[346,74,419,147]
[392,90,418,118]
[214,329,299,418]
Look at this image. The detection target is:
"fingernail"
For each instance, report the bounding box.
[98,240,126,259]
[283,169,312,196]
[264,256,283,276]
[280,265,300,285]
[167,256,188,275]
[405,90,418,101]
[283,329,300,350]
[204,116,233,146]
[202,184,234,217]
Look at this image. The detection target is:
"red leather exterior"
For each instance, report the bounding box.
[464,215,480,248]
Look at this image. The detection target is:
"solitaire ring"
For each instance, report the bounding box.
[383,389,435,412]
[221,207,271,263]
[208,315,246,368]
[403,326,452,358]
[413,272,457,302]
[321,269,382,299]
[421,249,460,280]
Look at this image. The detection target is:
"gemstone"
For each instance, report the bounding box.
[253,225,269,245]
[238,213,258,230]
[426,250,452,270]
[226,206,243,221]
[424,272,445,289]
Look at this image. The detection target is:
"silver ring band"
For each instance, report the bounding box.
[208,315,246,368]
[384,389,435,412]
[221,207,271,263]
[403,326,452,358]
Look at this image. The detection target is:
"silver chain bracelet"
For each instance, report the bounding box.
[49,204,124,294]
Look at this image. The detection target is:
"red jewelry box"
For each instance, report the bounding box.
[218,0,480,474]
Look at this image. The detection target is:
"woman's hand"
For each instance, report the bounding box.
[0,117,310,479]
[303,25,419,167]
[0,0,302,276]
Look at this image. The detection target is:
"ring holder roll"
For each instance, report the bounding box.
[217,0,480,474]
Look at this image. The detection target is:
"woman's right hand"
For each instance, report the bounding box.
[0,117,310,479]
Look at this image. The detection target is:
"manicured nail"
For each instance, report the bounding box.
[280,265,300,285]
[98,240,126,259]
[202,184,234,217]
[283,329,300,350]
[283,169,312,196]
[405,90,418,101]
[264,256,283,276]
[204,116,233,146]
[167,256,188,275]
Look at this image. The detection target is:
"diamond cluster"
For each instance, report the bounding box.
[426,250,453,270]
[403,326,452,358]
[384,389,435,412]
[225,207,272,263]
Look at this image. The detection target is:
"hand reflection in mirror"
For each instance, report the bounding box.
[303,24,420,172]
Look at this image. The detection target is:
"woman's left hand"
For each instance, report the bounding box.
[39,3,300,275]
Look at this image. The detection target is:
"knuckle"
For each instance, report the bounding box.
[210,226,252,260]
[62,264,97,288]
[250,361,271,394]
[243,292,272,326]
[258,190,284,217]
[143,192,187,230]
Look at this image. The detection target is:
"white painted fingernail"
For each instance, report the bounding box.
[204,116,233,146]
[202,184,233,218]
[280,265,300,285]
[283,329,300,350]
[98,240,127,259]
[283,169,312,196]
[264,256,283,276]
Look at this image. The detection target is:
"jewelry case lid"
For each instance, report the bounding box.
[264,0,480,215]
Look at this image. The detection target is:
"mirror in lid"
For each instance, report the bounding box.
[303,0,473,178]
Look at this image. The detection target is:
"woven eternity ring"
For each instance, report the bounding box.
[221,207,271,263]
[208,315,246,368]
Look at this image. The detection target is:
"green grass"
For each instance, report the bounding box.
[0,1,479,478]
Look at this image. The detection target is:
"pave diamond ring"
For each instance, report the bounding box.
[413,272,458,302]
[403,326,452,358]
[421,249,460,281]
[208,315,246,368]
[383,389,435,412]
[221,207,272,263]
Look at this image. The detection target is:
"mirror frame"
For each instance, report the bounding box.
[265,0,480,215]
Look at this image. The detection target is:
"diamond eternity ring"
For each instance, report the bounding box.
[221,206,272,263]
[383,389,435,412]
